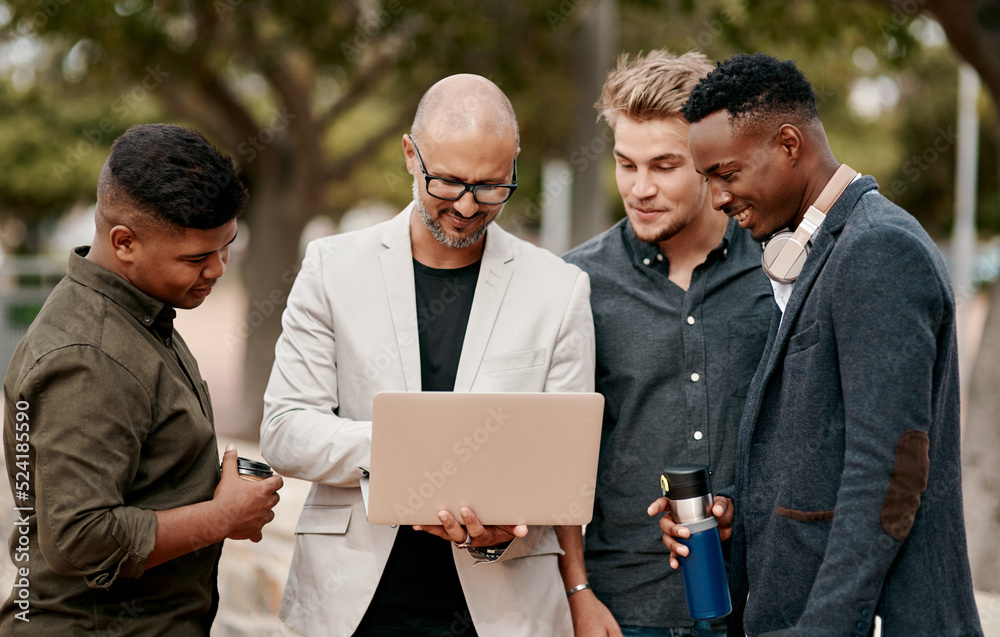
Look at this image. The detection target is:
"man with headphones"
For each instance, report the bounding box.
[651,53,983,636]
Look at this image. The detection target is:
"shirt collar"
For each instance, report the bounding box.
[66,246,176,340]
[623,216,735,270]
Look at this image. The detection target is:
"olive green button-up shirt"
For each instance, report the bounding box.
[2,247,223,635]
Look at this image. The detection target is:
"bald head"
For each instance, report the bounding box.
[411,74,519,147]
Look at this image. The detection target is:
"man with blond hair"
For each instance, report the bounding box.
[562,50,774,636]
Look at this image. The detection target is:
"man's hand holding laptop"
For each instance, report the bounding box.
[413,506,528,547]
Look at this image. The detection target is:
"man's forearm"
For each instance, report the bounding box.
[555,525,588,589]
[148,501,228,569]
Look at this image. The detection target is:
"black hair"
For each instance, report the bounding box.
[682,53,819,134]
[104,124,248,230]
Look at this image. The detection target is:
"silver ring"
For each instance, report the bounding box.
[454,531,472,549]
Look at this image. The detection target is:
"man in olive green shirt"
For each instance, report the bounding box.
[1,124,282,634]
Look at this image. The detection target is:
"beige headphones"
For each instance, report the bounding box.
[761,164,858,283]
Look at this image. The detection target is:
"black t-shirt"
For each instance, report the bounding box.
[413,258,480,392]
[354,258,481,637]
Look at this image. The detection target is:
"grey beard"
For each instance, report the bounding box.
[412,178,501,249]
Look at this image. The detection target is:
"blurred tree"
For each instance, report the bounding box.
[0,0,582,436]
[0,80,154,251]
[1,0,997,455]
[894,0,1000,596]
[618,0,998,236]
[914,0,1000,100]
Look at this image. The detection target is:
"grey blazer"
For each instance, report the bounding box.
[260,206,596,637]
[726,176,983,637]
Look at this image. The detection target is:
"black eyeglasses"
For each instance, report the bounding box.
[410,137,517,205]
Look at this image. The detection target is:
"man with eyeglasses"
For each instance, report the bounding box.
[259,74,596,637]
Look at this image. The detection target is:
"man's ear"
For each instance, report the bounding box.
[402,134,418,178]
[776,123,803,164]
[109,225,139,263]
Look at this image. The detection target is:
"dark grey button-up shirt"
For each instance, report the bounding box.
[564,218,774,628]
[1,247,221,635]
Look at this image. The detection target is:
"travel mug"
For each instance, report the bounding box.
[660,464,732,620]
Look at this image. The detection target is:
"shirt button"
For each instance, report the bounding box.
[723,248,728,256]
[656,253,664,262]
[687,316,695,325]
[143,315,151,323]
[693,431,703,440]
[165,337,172,346]
[690,372,700,382]
[643,258,651,266]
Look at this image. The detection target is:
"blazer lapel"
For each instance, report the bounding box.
[768,236,834,364]
[742,177,878,430]
[452,224,514,392]
[736,176,877,502]
[378,205,422,392]
[759,176,877,383]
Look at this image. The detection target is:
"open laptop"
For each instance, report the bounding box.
[366,391,604,526]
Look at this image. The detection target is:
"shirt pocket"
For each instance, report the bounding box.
[503,527,565,563]
[527,528,563,557]
[483,347,547,373]
[294,504,353,535]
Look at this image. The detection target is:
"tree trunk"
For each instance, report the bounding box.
[885,0,1000,596]
[963,282,1000,594]
[231,168,315,440]
[913,0,1000,104]
[961,117,1000,597]
[568,0,618,249]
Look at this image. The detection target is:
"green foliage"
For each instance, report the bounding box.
[0,84,121,218]
[1,0,583,215]
[0,0,996,238]
[619,0,999,237]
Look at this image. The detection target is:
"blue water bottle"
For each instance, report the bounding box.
[660,464,732,620]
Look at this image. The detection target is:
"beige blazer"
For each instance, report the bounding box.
[260,206,596,637]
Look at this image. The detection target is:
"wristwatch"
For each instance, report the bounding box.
[468,541,511,562]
